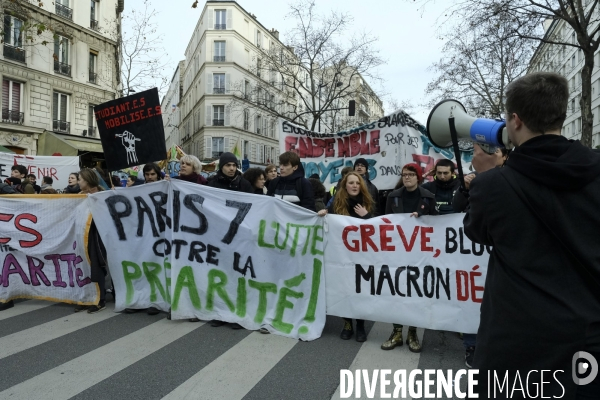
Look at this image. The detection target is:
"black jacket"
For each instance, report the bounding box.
[385,186,438,216]
[464,135,600,398]
[208,170,253,193]
[360,174,379,216]
[267,164,316,211]
[327,193,372,219]
[421,177,461,215]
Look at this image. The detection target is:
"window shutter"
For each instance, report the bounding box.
[208,9,213,29]
[226,9,232,29]
[263,117,267,137]
[224,105,230,126]
[2,80,9,111]
[60,94,67,120]
[54,37,60,61]
[255,29,259,46]
[205,135,212,158]
[12,82,20,112]
[4,16,11,45]
[206,73,213,94]
[52,92,58,120]
[206,105,212,126]
[225,73,230,92]
[251,142,256,161]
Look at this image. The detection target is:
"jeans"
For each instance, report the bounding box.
[463,333,477,349]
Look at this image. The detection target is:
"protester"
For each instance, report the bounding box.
[173,155,208,185]
[317,172,374,342]
[126,175,139,187]
[40,188,58,194]
[10,165,34,194]
[40,176,53,191]
[74,168,108,314]
[110,175,122,188]
[309,178,327,212]
[326,166,353,206]
[464,72,600,398]
[26,174,41,193]
[243,167,267,194]
[0,176,19,310]
[208,152,252,192]
[143,162,163,183]
[353,158,379,215]
[381,163,437,353]
[267,151,315,211]
[420,159,461,215]
[264,164,278,194]
[63,173,80,194]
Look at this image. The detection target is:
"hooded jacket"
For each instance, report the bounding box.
[267,163,316,211]
[464,135,600,398]
[421,176,461,215]
[208,170,253,193]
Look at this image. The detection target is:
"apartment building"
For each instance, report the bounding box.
[528,11,600,147]
[161,61,185,150]
[0,0,122,165]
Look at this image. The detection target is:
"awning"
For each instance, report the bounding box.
[0,145,15,153]
[65,138,104,153]
[37,131,104,156]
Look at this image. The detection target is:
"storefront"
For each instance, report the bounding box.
[37,130,105,168]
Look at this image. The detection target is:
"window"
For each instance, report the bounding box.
[2,80,23,124]
[243,109,249,130]
[212,137,224,157]
[87,105,96,136]
[3,16,25,63]
[89,52,97,83]
[214,41,225,62]
[215,10,226,29]
[213,105,224,126]
[571,55,575,68]
[90,0,99,30]
[255,115,262,134]
[56,0,73,20]
[244,80,250,99]
[54,36,71,76]
[53,92,70,133]
[269,120,275,138]
[257,87,263,105]
[256,30,262,48]
[257,58,262,78]
[213,73,225,94]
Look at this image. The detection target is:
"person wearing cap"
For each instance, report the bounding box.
[208,152,253,193]
[381,163,437,353]
[353,158,379,216]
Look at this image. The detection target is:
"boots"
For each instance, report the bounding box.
[340,318,354,340]
[381,326,403,350]
[406,327,422,353]
[355,319,367,342]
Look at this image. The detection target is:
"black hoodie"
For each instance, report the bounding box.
[266,163,316,211]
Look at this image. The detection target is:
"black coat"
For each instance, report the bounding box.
[464,135,600,398]
[267,164,315,211]
[208,170,253,193]
[421,177,461,215]
[360,174,379,216]
[385,186,438,216]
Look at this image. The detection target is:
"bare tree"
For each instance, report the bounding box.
[418,0,600,147]
[229,0,385,132]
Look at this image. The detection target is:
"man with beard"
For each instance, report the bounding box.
[421,159,461,215]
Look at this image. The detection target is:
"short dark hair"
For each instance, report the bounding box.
[42,176,53,185]
[435,159,455,173]
[279,151,300,167]
[309,178,326,198]
[242,167,265,188]
[11,165,27,176]
[128,175,137,181]
[26,174,36,180]
[505,72,569,134]
[143,163,162,179]
[341,166,353,177]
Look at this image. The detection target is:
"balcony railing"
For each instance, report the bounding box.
[90,19,99,31]
[84,126,97,137]
[56,3,73,20]
[4,44,25,63]
[2,109,23,124]
[53,120,70,133]
[213,56,225,62]
[213,119,224,126]
[214,24,226,30]
[89,70,97,84]
[54,60,71,76]
[214,87,225,94]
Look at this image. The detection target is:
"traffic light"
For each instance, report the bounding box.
[348,100,355,116]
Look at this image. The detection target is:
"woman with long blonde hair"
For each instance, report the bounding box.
[318,171,374,342]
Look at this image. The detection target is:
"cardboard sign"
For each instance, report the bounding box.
[95,88,167,171]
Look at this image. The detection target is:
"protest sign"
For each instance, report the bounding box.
[279,110,474,190]
[0,195,99,305]
[87,181,326,341]
[95,88,167,171]
[324,213,488,334]
[0,153,79,188]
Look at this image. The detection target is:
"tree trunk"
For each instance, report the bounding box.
[580,51,594,148]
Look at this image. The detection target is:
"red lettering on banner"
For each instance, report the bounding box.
[359,225,378,252]
[15,214,42,248]
[342,225,359,252]
[420,227,434,252]
[379,224,395,251]
[456,270,469,301]
[470,265,483,303]
[0,213,15,244]
[397,225,419,252]
[285,136,298,152]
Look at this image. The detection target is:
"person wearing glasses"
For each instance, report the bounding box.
[381,163,438,353]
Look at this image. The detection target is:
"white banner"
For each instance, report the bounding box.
[0,153,79,189]
[279,111,473,190]
[0,195,99,305]
[324,213,488,333]
[87,181,327,341]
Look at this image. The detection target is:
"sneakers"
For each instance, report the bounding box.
[381,327,403,350]
[258,327,270,334]
[406,328,422,353]
[87,301,106,314]
[74,304,90,313]
[0,300,14,311]
[340,320,354,340]
[355,320,367,342]
[147,307,160,315]
[210,320,226,327]
[465,346,475,368]
[230,323,243,330]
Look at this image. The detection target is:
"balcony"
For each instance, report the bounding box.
[359,92,368,103]
[214,87,225,94]
[89,70,97,84]
[54,60,71,76]
[213,119,224,126]
[53,120,70,133]
[56,3,73,20]
[1,109,24,124]
[214,24,226,30]
[4,44,25,63]
[90,19,99,31]
[213,56,225,62]
[359,104,371,117]
[84,126,96,137]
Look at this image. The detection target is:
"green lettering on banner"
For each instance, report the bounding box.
[172,266,201,311]
[273,287,304,334]
[236,277,247,317]
[122,261,142,304]
[142,262,167,303]
[206,269,235,312]
[164,258,172,303]
[311,225,324,256]
[257,220,275,248]
[304,258,322,323]
[248,279,277,323]
[273,222,289,250]
[284,272,306,288]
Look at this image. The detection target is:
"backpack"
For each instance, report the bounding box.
[0,182,16,194]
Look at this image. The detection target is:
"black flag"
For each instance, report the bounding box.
[95,88,167,171]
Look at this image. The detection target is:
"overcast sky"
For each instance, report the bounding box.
[142,0,446,125]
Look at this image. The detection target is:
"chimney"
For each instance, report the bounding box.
[271,29,279,39]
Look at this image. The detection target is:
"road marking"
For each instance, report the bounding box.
[0,300,55,321]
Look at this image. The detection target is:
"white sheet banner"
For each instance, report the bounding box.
[279,111,473,190]
[324,213,489,333]
[87,181,326,341]
[0,153,80,189]
[0,195,99,305]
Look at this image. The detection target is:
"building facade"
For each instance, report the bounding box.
[161,60,185,150]
[0,0,122,164]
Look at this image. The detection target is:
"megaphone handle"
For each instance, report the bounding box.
[448,117,467,194]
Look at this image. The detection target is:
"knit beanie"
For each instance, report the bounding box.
[219,152,239,172]
[402,163,423,182]
[354,158,369,169]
